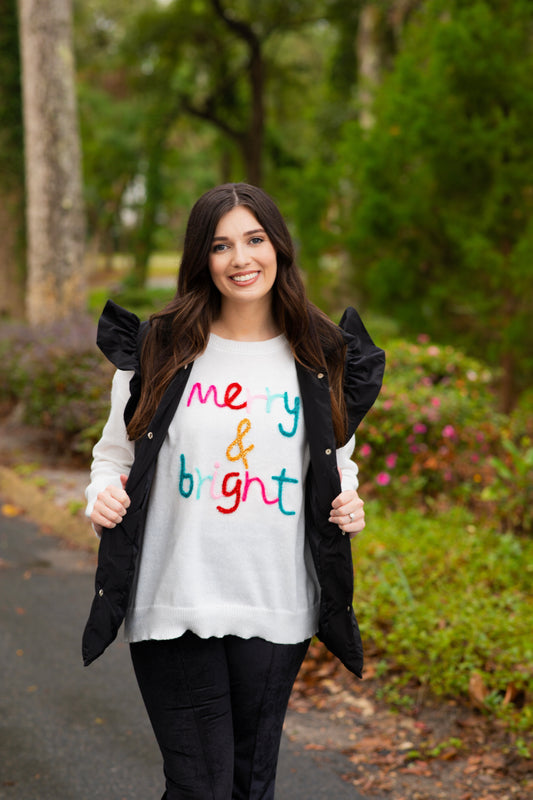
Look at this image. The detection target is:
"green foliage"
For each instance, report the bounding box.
[89,285,175,320]
[0,317,113,457]
[338,0,533,398]
[482,437,533,535]
[355,502,533,728]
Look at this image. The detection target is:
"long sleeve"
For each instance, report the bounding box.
[85,369,135,518]
[337,434,358,492]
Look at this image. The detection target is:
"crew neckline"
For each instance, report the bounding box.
[207,331,288,354]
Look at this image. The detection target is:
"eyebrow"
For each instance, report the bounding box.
[212,228,266,241]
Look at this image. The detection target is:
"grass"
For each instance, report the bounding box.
[354,501,533,728]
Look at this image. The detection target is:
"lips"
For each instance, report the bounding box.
[229,271,260,284]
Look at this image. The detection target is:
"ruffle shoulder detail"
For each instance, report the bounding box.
[339,307,386,440]
[96,299,145,371]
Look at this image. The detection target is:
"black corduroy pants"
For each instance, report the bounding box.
[130,631,310,800]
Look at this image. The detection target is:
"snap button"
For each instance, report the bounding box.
[98,588,104,597]
[147,431,154,439]
[325,448,332,455]
[317,372,324,379]
[347,605,351,612]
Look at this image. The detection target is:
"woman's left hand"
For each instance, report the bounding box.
[329,490,365,538]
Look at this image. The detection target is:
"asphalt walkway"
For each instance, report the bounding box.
[0,512,368,800]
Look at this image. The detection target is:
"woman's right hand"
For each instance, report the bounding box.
[90,474,131,532]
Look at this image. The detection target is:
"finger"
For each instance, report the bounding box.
[119,475,131,506]
[107,485,130,507]
[94,496,127,525]
[90,509,118,529]
[330,508,366,533]
[95,492,126,517]
[329,501,364,523]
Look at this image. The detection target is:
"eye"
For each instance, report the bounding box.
[212,243,228,253]
[249,236,264,245]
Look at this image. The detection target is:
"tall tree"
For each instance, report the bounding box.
[114,0,335,285]
[339,0,533,408]
[18,0,86,325]
[0,0,25,317]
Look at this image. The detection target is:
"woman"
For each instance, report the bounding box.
[83,183,384,799]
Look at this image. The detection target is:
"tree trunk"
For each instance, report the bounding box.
[357,5,384,130]
[18,0,86,326]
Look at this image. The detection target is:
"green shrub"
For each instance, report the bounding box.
[482,437,533,535]
[88,286,175,320]
[355,502,533,728]
[0,316,113,458]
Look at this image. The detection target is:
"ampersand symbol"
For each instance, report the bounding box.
[226,418,254,469]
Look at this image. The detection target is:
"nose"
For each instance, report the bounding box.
[231,241,251,268]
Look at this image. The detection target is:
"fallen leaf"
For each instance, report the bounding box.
[502,683,519,706]
[304,743,326,751]
[468,671,488,709]
[480,752,506,771]
[1,503,23,518]
[399,759,432,776]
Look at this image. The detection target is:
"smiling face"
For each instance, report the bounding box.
[208,205,278,314]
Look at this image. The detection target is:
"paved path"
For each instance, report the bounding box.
[0,512,368,800]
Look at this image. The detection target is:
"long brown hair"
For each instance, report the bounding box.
[128,183,348,444]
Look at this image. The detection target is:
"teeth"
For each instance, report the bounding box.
[231,272,259,283]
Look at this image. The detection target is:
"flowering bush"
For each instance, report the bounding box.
[0,317,113,458]
[355,337,507,512]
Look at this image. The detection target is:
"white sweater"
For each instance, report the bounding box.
[86,333,358,645]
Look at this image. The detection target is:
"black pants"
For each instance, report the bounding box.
[130,632,310,800]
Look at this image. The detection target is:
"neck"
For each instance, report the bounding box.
[211,301,280,341]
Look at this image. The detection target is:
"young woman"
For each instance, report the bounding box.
[82,183,385,800]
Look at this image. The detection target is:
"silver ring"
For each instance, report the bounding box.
[349,513,355,521]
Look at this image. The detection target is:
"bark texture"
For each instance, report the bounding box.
[18,0,85,325]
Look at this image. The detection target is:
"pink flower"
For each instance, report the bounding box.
[413,423,427,435]
[359,443,372,457]
[442,425,456,439]
[428,346,440,356]
[376,472,391,486]
[385,453,398,469]
[431,397,441,408]
[417,334,430,344]
[383,399,393,410]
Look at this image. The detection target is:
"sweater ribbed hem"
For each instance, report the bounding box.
[124,603,319,645]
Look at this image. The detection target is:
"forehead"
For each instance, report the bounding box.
[213,205,261,236]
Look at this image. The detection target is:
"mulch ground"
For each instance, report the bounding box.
[289,641,532,800]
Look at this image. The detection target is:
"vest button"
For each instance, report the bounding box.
[98,588,104,597]
[317,372,324,379]
[325,448,332,455]
[147,431,154,439]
